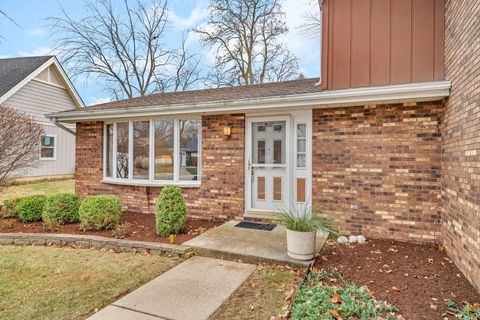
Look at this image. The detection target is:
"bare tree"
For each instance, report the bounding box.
[0,9,21,41]
[49,0,202,100]
[195,0,299,87]
[0,106,44,187]
[298,0,322,38]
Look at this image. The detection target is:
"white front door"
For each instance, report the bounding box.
[246,116,291,214]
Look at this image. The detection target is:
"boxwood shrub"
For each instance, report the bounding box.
[2,197,24,218]
[79,195,122,231]
[155,185,186,236]
[42,193,81,230]
[16,195,47,223]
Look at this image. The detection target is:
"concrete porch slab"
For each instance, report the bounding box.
[94,256,255,320]
[183,220,328,268]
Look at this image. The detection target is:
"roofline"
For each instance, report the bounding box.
[48,80,451,122]
[0,56,85,108]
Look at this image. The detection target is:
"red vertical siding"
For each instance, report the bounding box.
[351,0,371,87]
[412,0,435,82]
[391,0,412,84]
[370,0,391,86]
[331,0,351,88]
[321,0,445,90]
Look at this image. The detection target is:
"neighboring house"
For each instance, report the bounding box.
[0,56,84,178]
[48,1,480,292]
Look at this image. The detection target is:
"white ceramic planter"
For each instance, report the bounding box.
[286,229,316,261]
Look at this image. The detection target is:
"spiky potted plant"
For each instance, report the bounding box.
[278,205,338,261]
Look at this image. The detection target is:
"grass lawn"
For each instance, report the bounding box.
[0,245,182,320]
[210,265,300,320]
[0,179,75,205]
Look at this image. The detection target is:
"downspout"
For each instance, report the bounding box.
[51,117,76,136]
[315,0,324,87]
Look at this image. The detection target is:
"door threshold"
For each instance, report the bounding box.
[244,212,281,220]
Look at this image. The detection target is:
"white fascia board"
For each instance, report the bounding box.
[48,80,451,122]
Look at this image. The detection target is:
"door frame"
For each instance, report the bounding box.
[244,115,292,215]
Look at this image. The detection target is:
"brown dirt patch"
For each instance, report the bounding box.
[313,240,480,319]
[0,211,223,244]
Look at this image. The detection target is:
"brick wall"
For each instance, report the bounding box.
[442,0,480,291]
[312,102,443,243]
[75,114,245,220]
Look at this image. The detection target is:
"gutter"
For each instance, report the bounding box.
[47,81,451,123]
[51,117,76,136]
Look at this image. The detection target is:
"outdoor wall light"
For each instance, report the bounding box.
[223,123,232,139]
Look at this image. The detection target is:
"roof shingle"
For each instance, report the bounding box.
[86,77,321,111]
[0,56,52,98]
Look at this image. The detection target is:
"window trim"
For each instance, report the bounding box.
[39,134,57,161]
[102,117,202,187]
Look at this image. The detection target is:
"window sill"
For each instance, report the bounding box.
[101,178,201,188]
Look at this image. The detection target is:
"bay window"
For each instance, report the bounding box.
[104,118,201,186]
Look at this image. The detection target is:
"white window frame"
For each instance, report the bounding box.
[39,134,57,161]
[102,117,202,187]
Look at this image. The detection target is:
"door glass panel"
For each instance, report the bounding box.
[116,122,129,179]
[297,154,306,168]
[257,176,265,200]
[257,140,265,164]
[297,124,306,137]
[297,139,306,153]
[133,121,149,179]
[273,177,282,201]
[154,120,174,180]
[252,121,286,164]
[273,140,283,164]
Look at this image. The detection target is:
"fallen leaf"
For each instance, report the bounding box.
[331,293,343,304]
[469,304,480,311]
[392,286,401,292]
[328,309,342,320]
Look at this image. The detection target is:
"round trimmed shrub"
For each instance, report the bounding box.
[2,197,24,218]
[16,195,47,223]
[155,185,186,236]
[79,195,122,231]
[42,193,81,230]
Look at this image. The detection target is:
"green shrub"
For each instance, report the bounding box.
[42,193,81,230]
[16,195,47,223]
[155,185,186,236]
[2,197,24,218]
[79,195,122,231]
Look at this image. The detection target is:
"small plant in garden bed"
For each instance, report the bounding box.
[79,195,122,231]
[16,195,47,223]
[2,197,24,218]
[42,193,80,230]
[155,185,186,236]
[445,300,480,320]
[111,222,131,239]
[291,270,403,320]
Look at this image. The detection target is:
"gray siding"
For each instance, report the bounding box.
[6,79,77,177]
[5,79,77,123]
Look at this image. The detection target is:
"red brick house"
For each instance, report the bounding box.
[48,0,479,291]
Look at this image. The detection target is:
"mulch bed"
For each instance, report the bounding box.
[0,211,223,244]
[314,239,480,319]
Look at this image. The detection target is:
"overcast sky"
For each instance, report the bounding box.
[0,0,320,106]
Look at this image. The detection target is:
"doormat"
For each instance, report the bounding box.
[235,221,277,231]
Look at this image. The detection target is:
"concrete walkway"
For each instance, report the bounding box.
[88,256,255,320]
